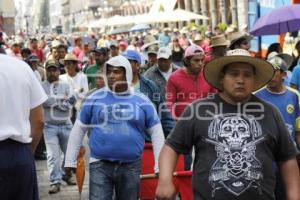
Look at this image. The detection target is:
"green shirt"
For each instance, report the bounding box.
[84,63,102,90]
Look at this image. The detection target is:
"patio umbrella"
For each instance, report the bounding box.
[250,4,300,36]
[131,24,151,32]
[106,15,135,26]
[135,9,209,24]
[76,146,86,195]
[108,27,130,35]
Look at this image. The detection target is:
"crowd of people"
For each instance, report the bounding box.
[1,25,300,200]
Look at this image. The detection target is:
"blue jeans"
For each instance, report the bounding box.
[44,122,72,185]
[89,160,141,200]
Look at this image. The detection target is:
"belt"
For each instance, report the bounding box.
[100,159,126,165]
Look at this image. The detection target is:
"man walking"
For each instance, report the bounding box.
[84,47,108,89]
[0,54,47,199]
[122,49,175,139]
[42,60,77,194]
[65,55,165,200]
[256,55,300,199]
[144,47,179,99]
[156,49,300,200]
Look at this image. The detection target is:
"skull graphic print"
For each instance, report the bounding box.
[205,114,264,197]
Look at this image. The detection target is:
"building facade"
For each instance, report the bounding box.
[0,0,16,35]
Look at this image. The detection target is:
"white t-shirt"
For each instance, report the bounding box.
[59,72,89,109]
[158,66,173,81]
[33,70,42,83]
[0,54,47,143]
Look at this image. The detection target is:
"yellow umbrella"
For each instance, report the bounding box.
[76,146,86,195]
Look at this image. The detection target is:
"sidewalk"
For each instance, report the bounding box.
[36,159,89,200]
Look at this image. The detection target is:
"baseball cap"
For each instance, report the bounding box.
[122,50,141,64]
[28,54,39,62]
[119,41,128,48]
[147,45,159,55]
[157,47,172,59]
[92,47,108,54]
[184,45,205,58]
[45,59,59,69]
[267,51,293,69]
[268,56,288,71]
[110,40,119,48]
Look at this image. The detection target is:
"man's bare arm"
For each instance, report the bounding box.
[280,158,300,200]
[155,144,179,200]
[30,105,44,152]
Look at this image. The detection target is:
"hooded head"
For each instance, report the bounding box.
[103,55,133,93]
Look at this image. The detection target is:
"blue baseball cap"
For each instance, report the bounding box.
[122,50,141,64]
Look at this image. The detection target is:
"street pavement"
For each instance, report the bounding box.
[36,159,89,200]
[36,140,90,200]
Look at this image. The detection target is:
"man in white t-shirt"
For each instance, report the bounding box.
[59,53,89,123]
[0,54,47,200]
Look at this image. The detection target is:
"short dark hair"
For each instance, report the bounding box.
[183,57,191,67]
[230,38,248,50]
[295,40,300,50]
[106,64,126,74]
[30,38,38,42]
[21,48,31,55]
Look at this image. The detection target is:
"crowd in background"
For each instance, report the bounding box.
[1,25,300,199]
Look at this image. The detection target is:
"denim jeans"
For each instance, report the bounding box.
[44,122,72,185]
[89,160,141,200]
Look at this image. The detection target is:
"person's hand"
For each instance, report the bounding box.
[155,180,177,200]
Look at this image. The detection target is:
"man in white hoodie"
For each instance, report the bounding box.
[64,55,165,200]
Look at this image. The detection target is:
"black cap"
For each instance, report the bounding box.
[92,47,108,54]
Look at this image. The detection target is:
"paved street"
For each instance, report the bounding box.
[36,141,90,200]
[36,159,89,200]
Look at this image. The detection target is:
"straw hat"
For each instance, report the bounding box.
[193,34,203,42]
[210,34,230,48]
[204,49,275,91]
[51,40,63,49]
[227,31,253,49]
[64,53,78,62]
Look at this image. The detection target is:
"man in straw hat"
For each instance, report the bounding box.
[209,34,230,60]
[60,53,88,122]
[156,49,300,199]
[227,31,252,51]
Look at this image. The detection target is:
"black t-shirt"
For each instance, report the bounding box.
[166,94,298,200]
[171,47,184,62]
